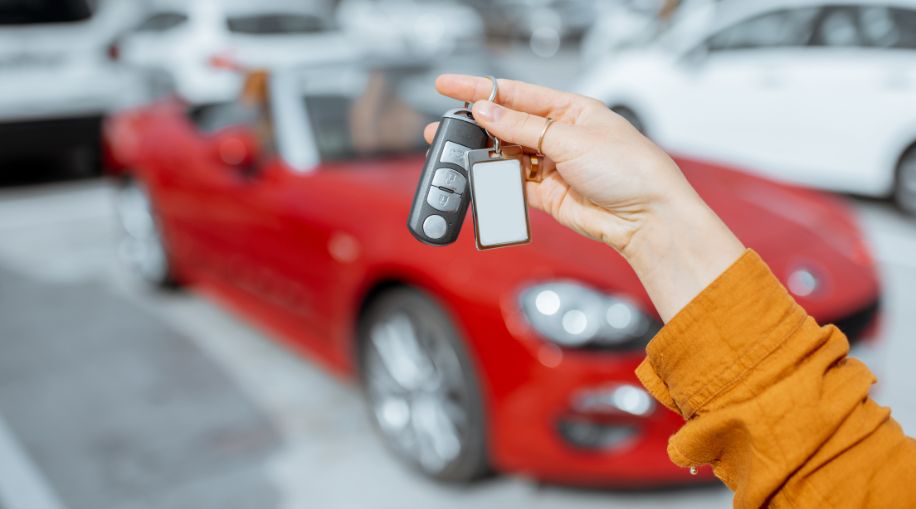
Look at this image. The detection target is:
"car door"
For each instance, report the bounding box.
[228,66,440,343]
[664,7,820,179]
[150,101,263,284]
[212,75,350,339]
[771,4,916,193]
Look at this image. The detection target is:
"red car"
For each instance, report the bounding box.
[104,63,881,487]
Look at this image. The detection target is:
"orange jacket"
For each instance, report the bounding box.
[636,250,915,508]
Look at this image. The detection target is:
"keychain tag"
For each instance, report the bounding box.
[466,147,531,250]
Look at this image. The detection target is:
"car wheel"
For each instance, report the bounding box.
[610,105,646,135]
[114,177,178,288]
[895,145,916,215]
[358,288,488,482]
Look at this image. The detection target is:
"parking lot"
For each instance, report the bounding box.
[0,177,912,509]
[4,0,916,506]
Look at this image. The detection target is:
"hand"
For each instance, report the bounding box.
[425,75,693,253]
[425,75,745,321]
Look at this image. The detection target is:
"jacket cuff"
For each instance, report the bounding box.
[635,250,808,418]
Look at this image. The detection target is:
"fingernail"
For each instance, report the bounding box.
[474,101,503,122]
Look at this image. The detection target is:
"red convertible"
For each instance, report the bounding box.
[104,63,881,486]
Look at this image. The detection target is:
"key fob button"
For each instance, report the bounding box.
[422,215,448,239]
[432,168,467,194]
[426,187,460,212]
[440,141,473,169]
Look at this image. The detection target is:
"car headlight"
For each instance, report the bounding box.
[519,282,659,349]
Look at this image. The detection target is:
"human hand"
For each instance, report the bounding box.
[425,75,744,321]
[424,75,693,255]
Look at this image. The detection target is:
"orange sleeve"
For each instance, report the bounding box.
[635,250,916,508]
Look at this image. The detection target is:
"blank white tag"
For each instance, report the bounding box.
[467,149,531,250]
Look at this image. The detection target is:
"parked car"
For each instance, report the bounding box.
[579,0,663,66]
[111,0,359,106]
[577,0,916,214]
[580,0,719,65]
[462,0,598,57]
[336,0,485,59]
[104,61,882,486]
[0,0,148,176]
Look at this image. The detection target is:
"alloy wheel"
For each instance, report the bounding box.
[114,180,170,285]
[364,310,472,475]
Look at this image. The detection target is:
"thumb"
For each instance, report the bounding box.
[471,101,573,160]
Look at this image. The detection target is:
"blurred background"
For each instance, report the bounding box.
[1,0,914,508]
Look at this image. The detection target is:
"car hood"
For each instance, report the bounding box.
[337,155,879,321]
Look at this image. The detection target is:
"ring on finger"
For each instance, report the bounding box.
[537,117,556,156]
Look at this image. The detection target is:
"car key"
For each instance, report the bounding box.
[407,106,489,245]
[466,142,531,250]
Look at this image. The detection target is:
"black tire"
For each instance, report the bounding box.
[113,176,181,289]
[357,287,489,482]
[610,105,646,136]
[894,145,916,216]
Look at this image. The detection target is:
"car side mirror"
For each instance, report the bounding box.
[211,127,259,169]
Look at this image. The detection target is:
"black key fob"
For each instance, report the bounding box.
[407,108,489,245]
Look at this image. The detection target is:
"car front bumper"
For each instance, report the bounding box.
[490,349,714,487]
[459,291,881,486]
[454,298,711,487]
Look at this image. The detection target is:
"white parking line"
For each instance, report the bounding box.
[0,414,67,509]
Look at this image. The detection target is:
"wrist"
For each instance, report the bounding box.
[617,188,745,322]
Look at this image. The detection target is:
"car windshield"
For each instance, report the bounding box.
[299,59,489,162]
[0,0,92,24]
[226,13,329,35]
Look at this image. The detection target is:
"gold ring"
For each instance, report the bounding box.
[526,155,540,182]
[537,117,556,156]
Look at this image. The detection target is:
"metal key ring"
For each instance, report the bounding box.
[482,75,500,154]
[463,76,501,153]
[463,75,498,108]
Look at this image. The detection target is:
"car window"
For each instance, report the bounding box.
[190,103,260,134]
[226,13,328,35]
[858,6,916,49]
[858,6,898,47]
[889,8,916,48]
[810,6,916,50]
[707,8,819,51]
[811,6,863,47]
[135,12,188,33]
[299,67,457,163]
[0,0,91,24]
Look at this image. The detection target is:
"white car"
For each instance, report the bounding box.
[113,0,361,106]
[577,0,916,214]
[336,0,485,59]
[580,0,665,66]
[0,0,148,175]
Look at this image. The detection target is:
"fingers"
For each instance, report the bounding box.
[423,122,439,144]
[471,101,573,159]
[435,74,591,122]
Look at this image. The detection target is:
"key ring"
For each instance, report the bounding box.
[464,76,501,155]
[462,75,498,108]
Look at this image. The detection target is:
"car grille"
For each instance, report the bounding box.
[829,299,880,346]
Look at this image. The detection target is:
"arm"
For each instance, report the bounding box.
[636,250,915,508]
[427,75,916,507]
